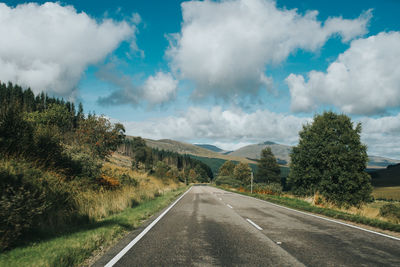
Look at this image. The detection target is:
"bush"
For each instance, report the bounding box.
[0,160,78,251]
[245,183,282,195]
[0,181,47,250]
[379,203,400,222]
[215,176,243,188]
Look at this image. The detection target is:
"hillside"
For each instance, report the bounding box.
[368,156,400,168]
[143,138,256,164]
[195,144,224,153]
[227,141,292,165]
[370,164,400,187]
[227,141,400,168]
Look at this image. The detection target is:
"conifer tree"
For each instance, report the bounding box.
[256,147,280,184]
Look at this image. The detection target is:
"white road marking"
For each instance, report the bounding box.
[246,218,263,230]
[276,241,282,245]
[104,187,193,267]
[227,204,233,209]
[219,198,222,201]
[231,190,400,242]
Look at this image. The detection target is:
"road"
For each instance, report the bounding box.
[94,185,400,267]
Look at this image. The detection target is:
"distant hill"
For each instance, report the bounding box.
[370,164,400,187]
[227,141,400,168]
[227,141,292,165]
[143,138,255,164]
[368,156,400,168]
[195,144,224,153]
[130,137,399,169]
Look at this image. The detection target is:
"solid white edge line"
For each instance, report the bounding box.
[104,186,193,267]
[227,204,233,209]
[246,218,263,230]
[232,190,400,242]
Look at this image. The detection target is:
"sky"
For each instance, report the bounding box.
[1,0,400,159]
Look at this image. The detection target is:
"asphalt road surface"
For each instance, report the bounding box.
[95,185,400,267]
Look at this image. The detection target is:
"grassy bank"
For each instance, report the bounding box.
[215,185,400,233]
[0,186,187,267]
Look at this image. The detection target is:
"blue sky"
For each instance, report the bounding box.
[1,0,400,159]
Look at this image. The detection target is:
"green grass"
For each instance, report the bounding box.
[0,186,188,267]
[215,185,400,233]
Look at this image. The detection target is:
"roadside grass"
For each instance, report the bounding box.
[373,186,400,201]
[0,186,188,267]
[215,185,400,233]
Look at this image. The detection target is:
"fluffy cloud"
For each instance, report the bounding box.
[120,105,400,159]
[98,70,178,106]
[122,106,310,145]
[0,2,136,97]
[288,31,400,114]
[167,0,370,101]
[359,114,400,159]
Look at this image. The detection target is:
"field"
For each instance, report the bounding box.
[373,186,400,201]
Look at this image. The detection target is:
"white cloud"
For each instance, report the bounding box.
[167,0,370,101]
[288,31,400,114]
[359,114,400,159]
[0,2,136,97]
[97,70,178,106]
[122,106,310,145]
[143,72,178,105]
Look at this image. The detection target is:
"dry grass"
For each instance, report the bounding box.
[73,154,182,221]
[373,186,400,201]
[281,191,399,223]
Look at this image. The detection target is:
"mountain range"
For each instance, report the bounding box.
[143,138,400,168]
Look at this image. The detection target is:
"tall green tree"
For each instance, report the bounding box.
[234,162,251,185]
[256,147,280,184]
[218,160,235,176]
[288,111,372,207]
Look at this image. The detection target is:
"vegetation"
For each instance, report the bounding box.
[218,160,236,176]
[0,82,185,252]
[288,112,372,207]
[119,137,213,183]
[256,147,280,184]
[233,162,252,185]
[369,163,400,187]
[0,187,187,267]
[373,186,400,201]
[379,203,400,223]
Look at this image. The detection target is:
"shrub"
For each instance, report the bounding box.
[215,176,242,188]
[379,203,400,222]
[245,183,283,195]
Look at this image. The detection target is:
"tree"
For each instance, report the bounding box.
[218,160,235,177]
[234,162,251,185]
[75,116,125,159]
[256,147,280,184]
[288,112,372,207]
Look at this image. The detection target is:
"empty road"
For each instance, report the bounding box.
[95,185,400,267]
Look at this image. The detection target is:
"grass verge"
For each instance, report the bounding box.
[0,186,188,267]
[215,185,400,233]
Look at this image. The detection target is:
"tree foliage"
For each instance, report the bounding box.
[234,162,251,185]
[121,138,213,183]
[256,147,280,184]
[288,111,372,206]
[218,160,235,176]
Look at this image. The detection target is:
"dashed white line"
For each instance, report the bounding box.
[218,198,222,201]
[246,218,263,231]
[227,204,233,209]
[104,187,192,267]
